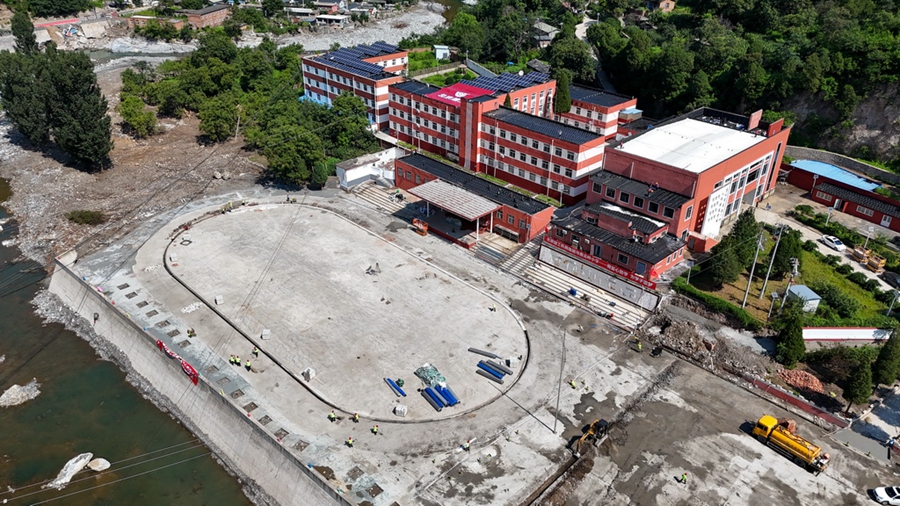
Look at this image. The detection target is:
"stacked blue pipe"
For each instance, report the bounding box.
[431,388,451,407]
[444,384,460,404]
[385,377,406,397]
[478,361,504,379]
[421,389,442,411]
[435,385,458,406]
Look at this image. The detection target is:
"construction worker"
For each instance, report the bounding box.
[346,437,353,447]
[569,379,577,389]
[245,359,251,371]
[681,472,688,484]
[353,413,359,423]
[235,355,240,367]
[489,304,497,312]
[463,440,470,452]
[328,410,336,422]
[252,346,259,358]
[372,425,379,435]
[229,355,235,365]
[637,340,643,352]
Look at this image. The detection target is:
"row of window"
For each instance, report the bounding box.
[713,156,770,194]
[819,192,878,218]
[389,111,459,137]
[391,123,459,153]
[597,184,677,219]
[389,95,459,123]
[481,142,578,178]
[479,125,580,159]
[557,227,685,270]
[482,156,572,195]
[303,66,376,94]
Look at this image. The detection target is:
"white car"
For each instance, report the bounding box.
[820,235,846,252]
[872,486,900,505]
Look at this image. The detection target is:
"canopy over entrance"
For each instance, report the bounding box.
[409,179,500,221]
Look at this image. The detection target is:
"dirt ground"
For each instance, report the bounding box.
[0,62,262,264]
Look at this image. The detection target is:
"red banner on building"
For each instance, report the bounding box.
[543,235,657,290]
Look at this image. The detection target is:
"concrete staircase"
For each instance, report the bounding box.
[499,239,541,275]
[523,261,648,332]
[354,184,415,217]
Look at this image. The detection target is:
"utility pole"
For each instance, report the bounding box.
[759,225,784,299]
[742,233,763,309]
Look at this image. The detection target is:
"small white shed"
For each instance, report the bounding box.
[785,285,822,313]
[433,44,450,61]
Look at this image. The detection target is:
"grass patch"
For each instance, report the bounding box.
[534,194,562,207]
[421,68,477,87]
[407,50,450,72]
[476,172,508,186]
[66,210,106,226]
[671,277,762,330]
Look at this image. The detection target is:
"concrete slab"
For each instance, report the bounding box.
[170,204,526,420]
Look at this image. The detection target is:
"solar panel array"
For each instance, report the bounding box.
[460,72,550,94]
[314,42,400,79]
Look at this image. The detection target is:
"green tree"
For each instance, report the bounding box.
[261,124,324,184]
[0,53,51,146]
[199,94,238,142]
[12,10,38,55]
[844,361,873,414]
[47,49,113,165]
[775,314,806,368]
[262,0,284,17]
[27,0,92,17]
[553,70,571,114]
[769,228,802,277]
[708,241,743,287]
[117,93,157,138]
[873,329,900,387]
[728,209,762,267]
[442,12,486,61]
[180,0,207,8]
[192,31,238,66]
[503,94,512,107]
[544,35,596,83]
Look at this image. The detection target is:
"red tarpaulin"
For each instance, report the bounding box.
[156,340,199,385]
[425,83,493,107]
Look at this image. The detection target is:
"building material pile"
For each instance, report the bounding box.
[779,370,825,394]
[414,363,445,387]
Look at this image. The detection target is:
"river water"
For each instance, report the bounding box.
[0,179,252,506]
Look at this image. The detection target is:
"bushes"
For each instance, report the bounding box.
[65,210,106,225]
[847,272,868,285]
[793,211,899,270]
[836,264,853,275]
[671,276,762,330]
[794,204,814,216]
[809,281,861,318]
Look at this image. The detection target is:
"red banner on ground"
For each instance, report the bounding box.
[156,340,199,385]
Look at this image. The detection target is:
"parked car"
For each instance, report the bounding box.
[820,235,846,252]
[882,271,900,289]
[872,486,900,505]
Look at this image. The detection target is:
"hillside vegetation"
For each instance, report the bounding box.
[586,0,900,166]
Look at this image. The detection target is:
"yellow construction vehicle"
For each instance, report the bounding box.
[852,246,869,263]
[867,253,886,273]
[573,419,609,457]
[751,415,830,475]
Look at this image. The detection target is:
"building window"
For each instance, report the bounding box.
[633,197,644,209]
[566,151,575,161]
[617,253,629,265]
[415,175,421,183]
[685,205,693,220]
[556,228,567,237]
[530,156,538,165]
[648,202,659,214]
[555,147,562,157]
[857,205,874,217]
[499,146,506,155]
[500,130,507,139]
[514,98,519,108]
[520,136,527,146]
[519,153,527,162]
[553,164,561,174]
[576,107,582,115]
[531,140,539,149]
[552,181,559,190]
[528,172,536,181]
[543,143,551,153]
[519,219,527,229]
[565,168,573,178]
[815,191,832,201]
[509,149,516,158]
[663,207,675,219]
[496,210,503,219]
[508,214,515,224]
[619,192,630,204]
[593,244,602,257]
[542,161,549,169]
[606,187,616,198]
[510,133,517,142]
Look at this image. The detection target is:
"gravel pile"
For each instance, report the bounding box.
[779,369,825,394]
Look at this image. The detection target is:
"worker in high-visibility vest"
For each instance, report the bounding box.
[372,425,379,435]
[346,437,354,447]
[328,410,336,422]
[353,413,359,423]
[463,441,470,452]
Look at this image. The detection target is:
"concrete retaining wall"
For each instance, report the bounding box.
[48,262,350,506]
[785,146,900,185]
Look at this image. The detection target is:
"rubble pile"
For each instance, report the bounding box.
[779,370,825,394]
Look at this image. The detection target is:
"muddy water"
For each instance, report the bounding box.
[0,178,251,505]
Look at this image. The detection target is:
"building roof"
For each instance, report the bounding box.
[183,4,230,15]
[814,182,900,219]
[787,284,821,301]
[484,107,601,145]
[461,71,551,95]
[408,179,501,221]
[584,202,666,234]
[553,216,684,264]
[615,117,768,173]
[790,159,880,192]
[392,80,440,96]
[526,59,551,74]
[433,44,449,50]
[317,14,351,19]
[533,21,559,34]
[312,42,400,80]
[425,82,493,108]
[398,154,551,215]
[590,171,691,209]
[569,85,634,109]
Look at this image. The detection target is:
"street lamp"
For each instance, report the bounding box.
[864,226,875,249]
[767,292,780,321]
[825,206,834,225]
[889,291,900,317]
[812,174,818,194]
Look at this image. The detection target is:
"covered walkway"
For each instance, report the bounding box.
[408,179,500,248]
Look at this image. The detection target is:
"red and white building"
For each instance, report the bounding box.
[556,85,639,140]
[387,73,613,205]
[301,42,408,127]
[543,107,791,288]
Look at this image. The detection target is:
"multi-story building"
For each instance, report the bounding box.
[302,42,408,127]
[387,73,610,205]
[183,4,230,29]
[556,85,639,140]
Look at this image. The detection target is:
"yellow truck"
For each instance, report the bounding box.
[751,415,830,475]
